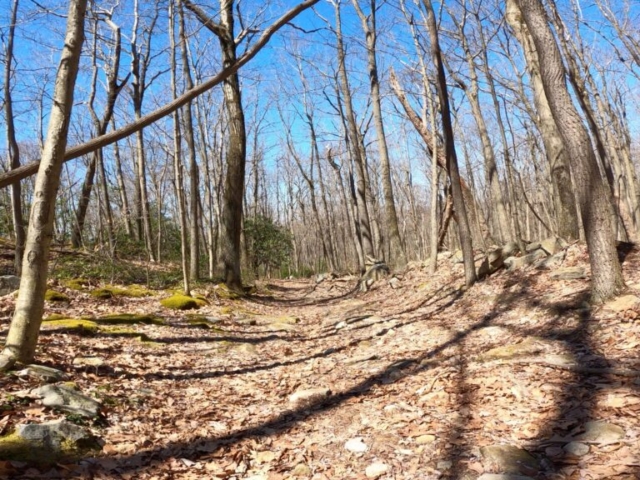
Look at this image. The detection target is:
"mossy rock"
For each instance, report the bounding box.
[214,283,242,300]
[185,314,210,329]
[41,318,98,334]
[43,313,67,321]
[64,278,91,291]
[45,290,70,302]
[98,326,152,342]
[0,425,100,465]
[91,284,154,299]
[160,294,206,310]
[96,313,165,326]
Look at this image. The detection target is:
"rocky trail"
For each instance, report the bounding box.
[1,242,640,479]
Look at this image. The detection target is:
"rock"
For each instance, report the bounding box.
[291,463,312,476]
[29,383,101,418]
[478,475,535,480]
[535,250,566,270]
[502,241,520,258]
[0,275,20,296]
[605,294,639,312]
[576,421,625,444]
[16,365,67,383]
[549,267,586,280]
[480,338,542,361]
[539,236,564,255]
[345,437,368,453]
[452,250,464,264]
[478,248,504,279]
[415,434,436,444]
[563,442,589,457]
[388,277,401,289]
[480,445,540,476]
[288,387,331,407]
[525,242,541,252]
[365,462,389,478]
[234,343,258,355]
[504,250,547,271]
[72,356,105,367]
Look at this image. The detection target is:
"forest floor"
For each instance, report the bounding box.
[1,243,640,479]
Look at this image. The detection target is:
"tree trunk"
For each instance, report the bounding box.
[4,0,25,274]
[506,0,579,241]
[515,0,624,302]
[422,0,476,287]
[1,0,87,368]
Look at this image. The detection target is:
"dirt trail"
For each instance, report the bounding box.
[1,243,640,479]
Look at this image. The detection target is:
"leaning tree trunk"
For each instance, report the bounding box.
[422,0,476,287]
[515,0,624,303]
[1,0,87,368]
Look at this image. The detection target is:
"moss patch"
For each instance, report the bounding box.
[96,313,165,326]
[91,284,154,299]
[214,283,242,300]
[43,313,67,321]
[45,290,70,302]
[98,326,153,342]
[160,294,206,310]
[64,278,91,291]
[41,318,98,334]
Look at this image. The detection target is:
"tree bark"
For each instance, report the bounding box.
[515,0,624,303]
[1,0,87,367]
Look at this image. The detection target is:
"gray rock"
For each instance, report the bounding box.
[17,364,68,382]
[452,250,464,264]
[563,442,589,457]
[0,275,20,296]
[480,445,540,475]
[288,387,331,407]
[576,421,625,444]
[478,248,504,279]
[504,250,547,271]
[539,236,563,255]
[15,419,99,454]
[535,250,566,270]
[502,241,520,258]
[72,356,105,367]
[365,462,389,478]
[549,267,586,280]
[29,383,101,418]
[388,277,401,289]
[525,242,541,253]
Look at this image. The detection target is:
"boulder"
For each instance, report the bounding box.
[525,242,541,253]
[28,383,101,418]
[0,419,100,464]
[452,250,464,264]
[535,250,566,270]
[0,275,20,296]
[539,236,564,255]
[549,267,586,280]
[576,421,625,444]
[502,241,520,258]
[504,250,547,271]
[605,294,639,312]
[477,248,504,279]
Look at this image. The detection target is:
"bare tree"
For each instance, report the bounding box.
[1,0,87,369]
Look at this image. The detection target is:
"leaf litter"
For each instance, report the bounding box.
[0,243,639,479]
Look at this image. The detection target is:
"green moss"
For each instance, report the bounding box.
[91,284,154,299]
[41,319,98,334]
[160,294,206,310]
[64,278,90,291]
[45,290,70,302]
[96,313,165,325]
[43,313,67,321]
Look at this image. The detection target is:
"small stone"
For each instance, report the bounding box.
[288,387,331,406]
[576,421,625,444]
[436,460,452,470]
[17,365,67,383]
[334,321,347,330]
[72,356,104,367]
[388,277,401,289]
[29,383,101,418]
[605,295,639,312]
[415,434,436,444]
[291,463,312,476]
[480,445,540,475]
[563,442,589,457]
[345,437,368,453]
[365,462,389,478]
[254,450,275,463]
